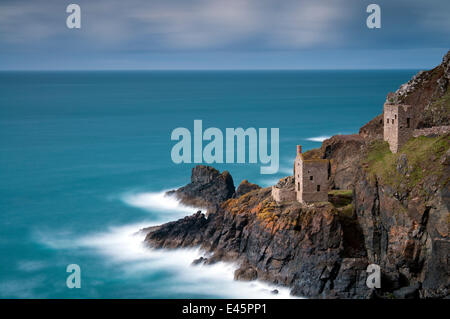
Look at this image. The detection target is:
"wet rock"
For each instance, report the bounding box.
[192,257,207,265]
[234,264,258,281]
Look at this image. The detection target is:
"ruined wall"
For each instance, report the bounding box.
[271,186,296,203]
[413,125,450,138]
[383,104,414,153]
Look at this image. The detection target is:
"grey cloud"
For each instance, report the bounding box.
[0,0,361,50]
[0,0,448,53]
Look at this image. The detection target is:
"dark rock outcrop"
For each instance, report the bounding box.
[234,262,258,281]
[166,165,235,209]
[234,180,261,198]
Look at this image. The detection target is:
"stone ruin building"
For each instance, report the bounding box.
[272,145,329,204]
[383,103,415,153]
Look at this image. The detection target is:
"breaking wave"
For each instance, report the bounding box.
[305,135,331,142]
[121,190,198,222]
[37,189,297,298]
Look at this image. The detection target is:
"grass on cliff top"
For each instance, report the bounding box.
[328,189,353,197]
[328,190,353,208]
[365,134,449,190]
[339,203,354,219]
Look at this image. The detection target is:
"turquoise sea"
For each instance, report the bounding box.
[0,70,417,298]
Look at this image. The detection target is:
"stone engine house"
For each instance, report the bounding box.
[294,145,328,203]
[383,103,414,153]
[272,145,329,204]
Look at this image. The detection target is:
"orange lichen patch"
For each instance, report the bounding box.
[250,202,264,215]
[223,186,337,234]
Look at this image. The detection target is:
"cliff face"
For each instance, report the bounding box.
[143,51,450,299]
[354,135,449,298]
[146,185,370,298]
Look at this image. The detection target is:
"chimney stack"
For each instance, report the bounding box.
[297,145,302,156]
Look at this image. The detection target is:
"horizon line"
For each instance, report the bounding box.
[0,68,422,72]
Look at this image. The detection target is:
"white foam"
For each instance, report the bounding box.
[122,190,198,222]
[305,135,331,142]
[74,223,297,299]
[37,189,298,298]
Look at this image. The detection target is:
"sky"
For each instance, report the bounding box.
[0,0,448,70]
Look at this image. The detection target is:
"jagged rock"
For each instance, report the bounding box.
[166,165,235,208]
[274,176,294,188]
[234,264,258,281]
[331,258,370,299]
[235,180,261,198]
[192,257,207,265]
[144,211,208,249]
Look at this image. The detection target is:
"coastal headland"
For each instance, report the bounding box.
[141,51,450,299]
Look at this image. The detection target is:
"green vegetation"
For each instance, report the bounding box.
[339,203,354,218]
[328,189,353,197]
[328,190,353,208]
[365,134,449,191]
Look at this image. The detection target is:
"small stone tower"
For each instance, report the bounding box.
[383,103,414,153]
[294,145,328,203]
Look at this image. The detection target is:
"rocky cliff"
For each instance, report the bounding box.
[166,165,235,209]
[142,51,450,299]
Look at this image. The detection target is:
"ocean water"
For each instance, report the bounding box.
[0,70,417,298]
